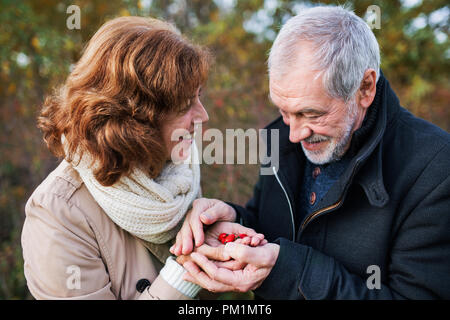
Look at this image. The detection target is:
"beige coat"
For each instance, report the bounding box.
[21,160,194,300]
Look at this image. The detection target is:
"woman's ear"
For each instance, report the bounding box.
[358,69,377,109]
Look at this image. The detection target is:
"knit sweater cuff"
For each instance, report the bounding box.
[160,256,202,298]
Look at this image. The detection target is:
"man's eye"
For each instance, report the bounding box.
[300,112,322,119]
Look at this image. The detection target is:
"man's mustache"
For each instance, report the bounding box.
[303,134,331,143]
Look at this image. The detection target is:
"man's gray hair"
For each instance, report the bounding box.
[268,5,380,102]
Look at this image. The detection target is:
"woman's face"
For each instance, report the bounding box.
[161,87,209,163]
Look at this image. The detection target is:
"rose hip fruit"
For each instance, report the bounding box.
[224,234,236,243]
[218,233,227,241]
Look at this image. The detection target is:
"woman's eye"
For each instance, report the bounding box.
[179,102,192,115]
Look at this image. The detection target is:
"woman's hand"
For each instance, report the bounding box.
[181,243,280,293]
[170,198,238,256]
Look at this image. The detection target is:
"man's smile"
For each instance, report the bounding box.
[301,139,328,151]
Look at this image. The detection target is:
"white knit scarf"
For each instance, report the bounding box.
[64,136,200,244]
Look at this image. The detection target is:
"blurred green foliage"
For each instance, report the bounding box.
[0,0,448,299]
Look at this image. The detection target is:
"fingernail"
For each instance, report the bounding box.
[200,213,210,221]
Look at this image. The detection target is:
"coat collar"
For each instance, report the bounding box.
[354,71,401,208]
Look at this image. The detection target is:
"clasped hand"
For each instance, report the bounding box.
[170,198,280,293]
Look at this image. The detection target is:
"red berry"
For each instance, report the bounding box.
[218,233,228,244]
[218,233,228,241]
[238,233,248,239]
[224,234,236,243]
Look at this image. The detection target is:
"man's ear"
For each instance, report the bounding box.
[358,69,377,109]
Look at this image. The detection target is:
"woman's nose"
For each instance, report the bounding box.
[194,101,209,123]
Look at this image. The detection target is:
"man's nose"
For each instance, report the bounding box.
[289,119,312,143]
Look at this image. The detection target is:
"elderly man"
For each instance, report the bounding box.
[171,5,450,299]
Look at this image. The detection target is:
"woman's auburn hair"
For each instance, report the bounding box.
[38,16,211,186]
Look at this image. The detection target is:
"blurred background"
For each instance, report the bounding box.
[0,0,448,299]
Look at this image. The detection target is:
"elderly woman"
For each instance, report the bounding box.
[21,16,260,300]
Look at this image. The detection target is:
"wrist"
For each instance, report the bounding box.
[160,256,201,298]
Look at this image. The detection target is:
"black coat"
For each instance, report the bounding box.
[230,73,450,299]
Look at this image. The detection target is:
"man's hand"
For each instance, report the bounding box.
[170,198,237,256]
[180,242,280,293]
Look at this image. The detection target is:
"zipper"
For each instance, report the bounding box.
[272,166,296,242]
[301,199,343,229]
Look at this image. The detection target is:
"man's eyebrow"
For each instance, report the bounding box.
[268,93,325,115]
[295,107,325,115]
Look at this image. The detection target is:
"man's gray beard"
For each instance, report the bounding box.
[302,100,358,165]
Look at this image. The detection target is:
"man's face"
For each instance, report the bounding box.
[269,62,364,164]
